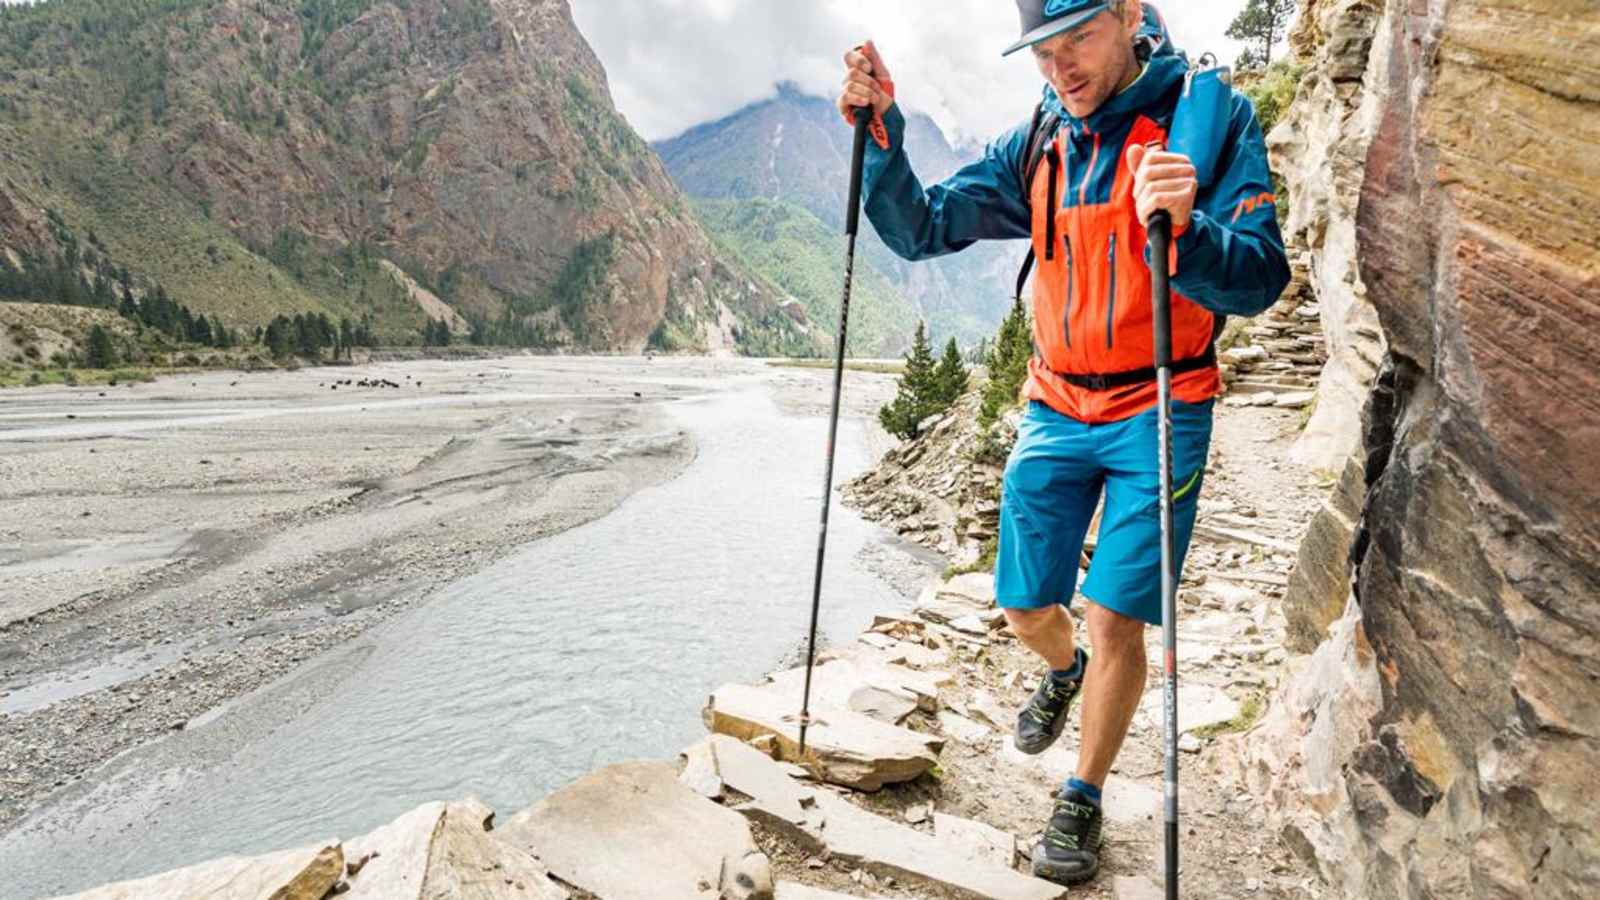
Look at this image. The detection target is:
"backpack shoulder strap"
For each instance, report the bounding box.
[1014,102,1062,301]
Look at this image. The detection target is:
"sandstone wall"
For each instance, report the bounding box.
[1247,1,1600,897]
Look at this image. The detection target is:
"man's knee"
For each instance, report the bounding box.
[1003,605,1065,640]
[1086,602,1145,656]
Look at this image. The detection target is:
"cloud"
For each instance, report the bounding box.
[570,0,1258,144]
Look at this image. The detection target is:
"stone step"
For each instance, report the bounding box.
[703,680,942,791]
[699,735,1066,900]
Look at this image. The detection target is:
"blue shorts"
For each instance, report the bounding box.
[995,397,1214,626]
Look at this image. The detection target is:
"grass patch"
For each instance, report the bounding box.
[765,358,904,375]
[0,366,161,388]
[1191,692,1267,739]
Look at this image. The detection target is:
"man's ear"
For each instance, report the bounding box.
[1121,1,1144,39]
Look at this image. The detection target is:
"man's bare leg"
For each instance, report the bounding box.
[1002,605,1078,671]
[1074,601,1147,786]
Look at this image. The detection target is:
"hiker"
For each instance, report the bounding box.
[838,1,1289,886]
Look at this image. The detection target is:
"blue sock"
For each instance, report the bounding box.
[1049,647,1085,683]
[1064,777,1103,807]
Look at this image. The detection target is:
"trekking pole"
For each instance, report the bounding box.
[798,104,872,758]
[1147,207,1180,899]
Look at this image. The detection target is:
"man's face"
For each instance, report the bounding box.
[1030,8,1141,119]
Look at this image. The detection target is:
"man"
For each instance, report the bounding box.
[837,1,1289,886]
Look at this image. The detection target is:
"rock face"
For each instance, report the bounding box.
[1267,0,1388,471]
[0,0,821,353]
[1248,1,1600,897]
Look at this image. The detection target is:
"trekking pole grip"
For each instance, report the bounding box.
[846,107,871,238]
[1148,210,1173,371]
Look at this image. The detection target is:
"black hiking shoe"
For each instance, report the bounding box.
[1030,787,1105,885]
[1013,648,1088,755]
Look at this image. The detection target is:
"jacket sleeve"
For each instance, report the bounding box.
[860,103,1033,261]
[1164,91,1291,317]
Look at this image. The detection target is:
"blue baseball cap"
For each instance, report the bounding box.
[1001,0,1114,57]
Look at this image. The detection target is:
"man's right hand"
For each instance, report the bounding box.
[838,40,895,123]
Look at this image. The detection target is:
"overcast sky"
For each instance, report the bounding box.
[570,1,1263,145]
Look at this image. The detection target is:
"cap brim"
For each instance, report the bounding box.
[1000,4,1111,57]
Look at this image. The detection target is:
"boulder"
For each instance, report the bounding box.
[496,761,771,900]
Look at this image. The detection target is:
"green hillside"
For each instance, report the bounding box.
[692,198,919,358]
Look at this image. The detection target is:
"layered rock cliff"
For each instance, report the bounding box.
[1246,2,1600,898]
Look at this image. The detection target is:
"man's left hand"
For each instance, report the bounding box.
[1126,143,1196,232]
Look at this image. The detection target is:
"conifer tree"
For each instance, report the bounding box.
[979,295,1035,427]
[931,337,970,407]
[878,321,941,440]
[85,324,116,368]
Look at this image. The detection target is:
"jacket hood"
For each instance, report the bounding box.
[1040,2,1189,133]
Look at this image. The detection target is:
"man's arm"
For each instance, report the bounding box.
[1166,93,1291,317]
[861,103,1033,262]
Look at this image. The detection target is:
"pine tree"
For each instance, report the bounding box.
[1226,0,1296,70]
[931,337,970,407]
[85,324,116,368]
[339,317,355,359]
[979,296,1034,427]
[878,321,941,440]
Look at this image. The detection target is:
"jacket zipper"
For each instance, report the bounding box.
[1063,237,1074,349]
[1105,233,1117,349]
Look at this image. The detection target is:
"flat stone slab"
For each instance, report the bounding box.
[933,811,1018,869]
[59,839,343,900]
[915,597,1005,630]
[807,790,1067,900]
[767,658,949,716]
[680,734,821,836]
[497,760,770,900]
[935,572,998,606]
[704,682,940,791]
[937,709,993,744]
[1137,683,1242,735]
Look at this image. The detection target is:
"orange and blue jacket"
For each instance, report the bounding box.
[860,10,1290,424]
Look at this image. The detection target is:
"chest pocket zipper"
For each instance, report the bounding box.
[1063,238,1074,348]
[1105,234,1118,349]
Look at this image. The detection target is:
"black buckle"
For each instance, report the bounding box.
[1079,373,1112,391]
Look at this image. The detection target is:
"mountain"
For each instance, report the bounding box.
[0,0,823,356]
[654,81,1030,349]
[692,197,916,358]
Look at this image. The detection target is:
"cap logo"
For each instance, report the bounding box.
[1044,0,1078,15]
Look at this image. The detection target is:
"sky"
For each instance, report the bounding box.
[570,0,1262,145]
